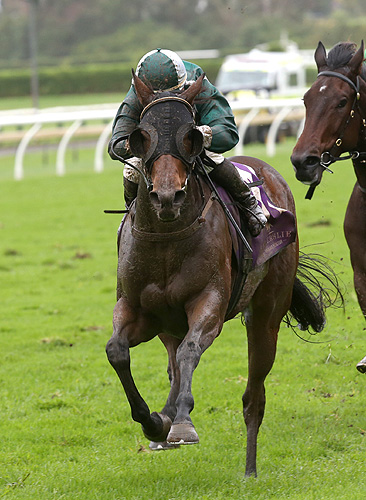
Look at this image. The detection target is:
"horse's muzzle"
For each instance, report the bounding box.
[149,189,186,221]
[291,153,322,185]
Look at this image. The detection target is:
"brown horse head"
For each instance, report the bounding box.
[129,71,205,221]
[291,40,365,187]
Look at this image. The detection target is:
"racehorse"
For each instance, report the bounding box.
[291,41,366,373]
[106,71,337,477]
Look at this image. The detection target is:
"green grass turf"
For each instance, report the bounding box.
[0,139,365,499]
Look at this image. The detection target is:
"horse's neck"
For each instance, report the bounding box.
[350,80,366,189]
[350,78,366,182]
[133,174,205,233]
[356,79,366,149]
[352,156,366,191]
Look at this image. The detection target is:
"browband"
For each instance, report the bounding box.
[317,71,360,96]
[140,96,195,120]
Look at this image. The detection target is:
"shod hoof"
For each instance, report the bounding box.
[149,440,180,451]
[142,412,172,442]
[166,422,199,445]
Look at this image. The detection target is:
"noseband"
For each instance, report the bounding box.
[304,71,366,199]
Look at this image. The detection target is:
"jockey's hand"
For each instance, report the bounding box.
[197,125,212,148]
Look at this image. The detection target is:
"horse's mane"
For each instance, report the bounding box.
[327,42,366,80]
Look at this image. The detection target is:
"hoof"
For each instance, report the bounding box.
[166,422,199,445]
[356,356,366,373]
[142,412,172,442]
[149,441,180,451]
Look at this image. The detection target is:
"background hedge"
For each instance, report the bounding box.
[0,59,223,98]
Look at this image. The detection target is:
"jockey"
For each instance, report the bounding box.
[108,48,267,236]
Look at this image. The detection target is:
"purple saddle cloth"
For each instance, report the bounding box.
[216,162,296,269]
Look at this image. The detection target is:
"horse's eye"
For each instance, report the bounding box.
[338,98,347,108]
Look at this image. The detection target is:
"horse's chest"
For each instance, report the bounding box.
[120,247,190,305]
[128,263,191,335]
[120,243,213,312]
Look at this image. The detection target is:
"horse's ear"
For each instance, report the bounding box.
[180,74,205,104]
[348,41,365,76]
[132,69,154,107]
[315,41,327,72]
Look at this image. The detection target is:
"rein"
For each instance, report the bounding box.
[306,70,366,199]
[197,155,253,253]
[317,71,363,162]
[111,135,153,190]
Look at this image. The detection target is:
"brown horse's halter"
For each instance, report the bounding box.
[305,71,366,199]
[317,71,366,169]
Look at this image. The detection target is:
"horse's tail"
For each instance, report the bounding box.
[285,252,344,334]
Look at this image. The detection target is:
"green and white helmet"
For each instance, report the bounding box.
[135,48,187,91]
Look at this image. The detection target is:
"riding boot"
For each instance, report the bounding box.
[209,158,267,236]
[123,177,138,208]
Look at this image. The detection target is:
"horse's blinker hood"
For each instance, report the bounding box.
[129,97,204,168]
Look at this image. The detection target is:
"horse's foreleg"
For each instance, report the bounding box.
[167,291,226,445]
[147,334,183,450]
[158,333,182,421]
[106,298,171,442]
[165,336,202,444]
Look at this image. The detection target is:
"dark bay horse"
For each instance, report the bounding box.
[106,72,333,477]
[291,41,366,372]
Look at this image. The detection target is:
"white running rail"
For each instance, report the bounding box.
[0,99,305,180]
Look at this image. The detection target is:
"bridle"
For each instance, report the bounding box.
[305,70,366,199]
[140,95,194,119]
[110,95,252,251]
[112,95,204,193]
[317,71,366,170]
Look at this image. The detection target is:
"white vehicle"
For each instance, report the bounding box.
[216,49,308,100]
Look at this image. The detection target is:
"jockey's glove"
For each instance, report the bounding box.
[197,125,212,148]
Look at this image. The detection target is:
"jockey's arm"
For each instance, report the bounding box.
[108,88,142,160]
[195,79,239,153]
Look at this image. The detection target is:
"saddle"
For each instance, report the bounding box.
[216,163,296,318]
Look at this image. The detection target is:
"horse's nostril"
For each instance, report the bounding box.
[306,156,320,167]
[173,190,186,206]
[149,191,160,207]
[291,153,320,170]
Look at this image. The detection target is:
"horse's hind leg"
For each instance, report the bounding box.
[106,298,172,443]
[353,264,366,373]
[243,258,295,477]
